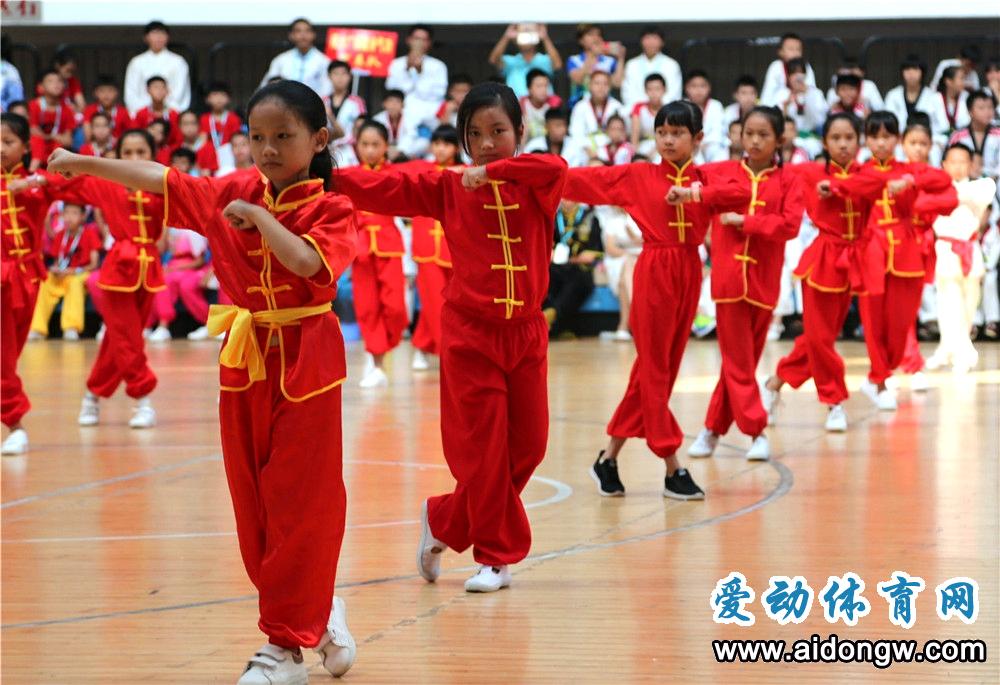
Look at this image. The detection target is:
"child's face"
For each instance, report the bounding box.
[942,148,972,182]
[546,118,567,143]
[248,99,329,188]
[728,122,742,149]
[206,91,230,113]
[430,139,458,166]
[607,119,626,143]
[684,77,710,105]
[902,129,930,164]
[823,118,860,168]
[782,121,797,147]
[987,66,1000,89]
[179,114,200,140]
[171,156,193,174]
[148,81,168,104]
[0,124,26,171]
[449,82,471,106]
[118,133,153,161]
[147,123,166,145]
[778,38,803,61]
[645,80,666,106]
[735,85,757,109]
[356,128,388,166]
[329,67,352,93]
[62,205,85,231]
[57,62,76,79]
[944,71,964,94]
[970,98,994,126]
[741,113,780,164]
[231,134,252,164]
[655,122,699,163]
[589,74,610,102]
[465,105,520,166]
[836,85,860,108]
[383,97,403,118]
[91,117,112,142]
[867,127,898,161]
[95,85,118,108]
[528,76,550,102]
[9,104,28,118]
[902,67,923,88]
[41,73,65,98]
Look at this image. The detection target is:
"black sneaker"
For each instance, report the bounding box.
[590,451,625,496]
[663,468,705,501]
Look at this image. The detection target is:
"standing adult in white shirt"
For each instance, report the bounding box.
[385,24,448,130]
[123,21,191,114]
[259,18,332,98]
[760,33,816,106]
[620,25,683,108]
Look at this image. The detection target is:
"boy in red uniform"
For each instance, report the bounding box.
[200,81,243,149]
[27,70,75,171]
[79,112,117,158]
[336,83,568,593]
[83,75,132,140]
[130,76,181,146]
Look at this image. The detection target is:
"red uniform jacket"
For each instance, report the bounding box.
[157,139,219,175]
[83,103,132,138]
[163,169,357,399]
[79,141,116,158]
[49,175,166,292]
[793,160,886,294]
[702,160,806,309]
[47,225,103,270]
[396,160,458,267]
[130,107,183,147]
[562,159,749,246]
[913,183,960,279]
[1,164,50,307]
[858,158,953,279]
[28,97,77,163]
[345,161,406,259]
[200,111,243,148]
[335,154,568,321]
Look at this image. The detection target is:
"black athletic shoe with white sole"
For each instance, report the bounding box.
[663,468,705,500]
[590,451,625,496]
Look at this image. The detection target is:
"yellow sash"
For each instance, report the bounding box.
[207,303,331,382]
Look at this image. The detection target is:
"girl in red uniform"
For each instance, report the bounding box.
[350,119,408,387]
[853,111,953,410]
[682,106,806,462]
[762,112,886,431]
[46,80,358,685]
[1,114,54,455]
[335,82,568,593]
[408,125,461,371]
[560,101,748,499]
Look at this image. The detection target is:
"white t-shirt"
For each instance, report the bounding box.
[621,53,683,107]
[260,47,332,97]
[124,49,191,113]
[385,54,448,128]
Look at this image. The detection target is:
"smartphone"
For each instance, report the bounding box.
[516,23,540,47]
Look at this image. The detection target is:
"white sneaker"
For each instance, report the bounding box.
[359,366,388,388]
[27,330,43,341]
[759,378,780,426]
[237,644,307,685]
[746,435,771,461]
[825,405,847,432]
[924,354,946,371]
[613,329,633,342]
[687,428,719,458]
[314,596,356,678]
[95,324,106,342]
[147,325,171,343]
[766,322,784,341]
[186,325,210,341]
[952,362,972,375]
[417,499,446,582]
[910,371,930,392]
[1,429,28,455]
[464,565,511,593]
[411,349,430,371]
[62,328,80,341]
[129,399,157,429]
[78,394,100,426]
[860,379,897,411]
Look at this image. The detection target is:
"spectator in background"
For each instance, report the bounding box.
[828,74,868,118]
[544,199,603,337]
[684,70,727,162]
[1,34,24,112]
[260,17,331,98]
[124,21,191,113]
[130,76,181,146]
[569,70,625,143]
[933,65,971,137]
[325,60,366,146]
[83,75,131,140]
[885,55,939,132]
[621,25,683,107]
[769,58,828,138]
[930,45,982,92]
[824,58,883,112]
[28,70,75,171]
[200,81,242,149]
[630,73,667,158]
[520,69,562,142]
[525,107,588,167]
[386,24,448,130]
[723,75,759,129]
[488,23,563,98]
[79,111,116,158]
[373,89,426,160]
[436,74,472,127]
[567,24,625,107]
[51,50,87,118]
[760,33,816,105]
[984,60,1000,119]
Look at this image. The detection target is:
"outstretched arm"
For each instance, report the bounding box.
[46,148,165,194]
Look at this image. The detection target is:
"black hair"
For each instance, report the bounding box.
[53,48,76,67]
[684,69,710,86]
[639,25,663,40]
[820,111,862,171]
[247,79,334,189]
[178,109,199,124]
[544,107,569,122]
[327,60,351,74]
[728,118,743,130]
[835,74,862,90]
[144,21,169,35]
[644,73,666,88]
[147,118,171,139]
[288,17,313,31]
[525,68,550,91]
[205,81,230,96]
[62,202,86,212]
[1,112,31,168]
[779,32,803,47]
[115,128,157,158]
[943,142,973,161]
[606,113,626,128]
[357,119,390,143]
[653,100,703,134]
[408,24,434,39]
[456,81,523,155]
[94,74,118,90]
[430,124,462,164]
[967,89,998,111]
[89,111,112,126]
[0,34,12,63]
[865,110,900,137]
[937,66,963,94]
[589,69,612,82]
[146,75,167,88]
[905,111,932,134]
[899,54,927,82]
[744,105,785,137]
[449,73,474,88]
[6,100,27,112]
[784,58,807,75]
[382,89,405,102]
[576,23,602,40]
[959,45,982,63]
[839,57,861,71]
[38,68,61,82]
[230,130,248,141]
[734,74,759,91]
[170,147,197,165]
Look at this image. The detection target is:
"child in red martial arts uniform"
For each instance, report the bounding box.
[408,124,462,371]
[682,106,805,461]
[46,80,358,685]
[853,111,953,411]
[560,101,748,499]
[350,119,408,387]
[1,113,56,455]
[762,112,886,431]
[335,82,567,594]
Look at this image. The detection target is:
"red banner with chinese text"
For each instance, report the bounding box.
[325,28,399,78]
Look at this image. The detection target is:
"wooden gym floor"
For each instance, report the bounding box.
[2,336,998,683]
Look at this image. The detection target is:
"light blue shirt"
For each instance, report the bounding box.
[1,61,24,112]
[500,53,553,98]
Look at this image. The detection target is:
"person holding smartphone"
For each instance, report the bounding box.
[488,23,563,99]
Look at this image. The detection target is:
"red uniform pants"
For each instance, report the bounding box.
[858,274,923,384]
[607,245,701,458]
[411,262,451,355]
[87,288,157,399]
[898,324,924,374]
[775,285,852,405]
[705,301,771,437]
[1,282,39,427]
[427,304,548,567]
[352,253,407,356]
[219,348,346,648]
